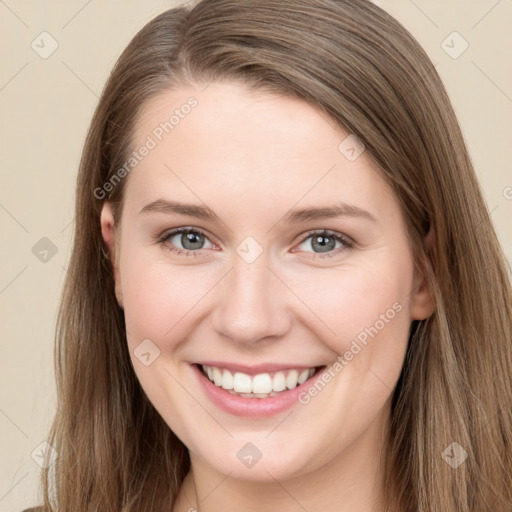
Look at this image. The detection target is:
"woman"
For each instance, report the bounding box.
[26,0,512,511]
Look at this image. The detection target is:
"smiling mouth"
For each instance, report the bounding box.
[197,363,325,398]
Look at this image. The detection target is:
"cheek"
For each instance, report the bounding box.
[118,242,217,349]
[287,252,414,378]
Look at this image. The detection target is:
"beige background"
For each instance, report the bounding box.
[0,0,511,510]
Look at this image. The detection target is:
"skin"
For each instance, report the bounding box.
[101,81,434,512]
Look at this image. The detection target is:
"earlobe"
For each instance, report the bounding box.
[100,202,124,308]
[410,227,436,320]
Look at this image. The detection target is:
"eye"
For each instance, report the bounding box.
[294,230,354,258]
[158,227,215,256]
[157,227,354,259]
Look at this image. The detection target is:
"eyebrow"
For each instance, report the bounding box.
[139,199,377,223]
[139,199,217,219]
[282,204,377,224]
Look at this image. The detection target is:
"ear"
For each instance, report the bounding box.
[410,227,435,320]
[100,202,124,309]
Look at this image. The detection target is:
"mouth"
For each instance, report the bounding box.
[190,363,327,420]
[195,363,326,398]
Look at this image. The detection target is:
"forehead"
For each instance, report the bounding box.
[124,81,395,220]
[133,81,341,154]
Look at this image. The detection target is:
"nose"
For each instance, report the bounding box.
[211,252,292,346]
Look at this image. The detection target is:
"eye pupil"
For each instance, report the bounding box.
[311,235,336,253]
[182,231,204,250]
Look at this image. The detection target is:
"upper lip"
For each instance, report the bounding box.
[194,361,324,375]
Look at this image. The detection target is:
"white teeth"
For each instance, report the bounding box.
[297,369,310,385]
[272,372,287,392]
[221,369,234,390]
[252,373,273,394]
[212,367,223,387]
[232,372,252,393]
[201,365,317,396]
[286,370,299,389]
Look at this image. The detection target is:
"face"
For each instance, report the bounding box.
[101,81,433,482]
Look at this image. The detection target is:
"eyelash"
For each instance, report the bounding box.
[157,227,355,259]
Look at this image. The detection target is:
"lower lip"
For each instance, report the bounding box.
[191,364,325,418]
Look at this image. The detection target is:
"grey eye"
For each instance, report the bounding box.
[165,230,213,251]
[297,233,344,253]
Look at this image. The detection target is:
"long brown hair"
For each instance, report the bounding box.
[40,1,512,510]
